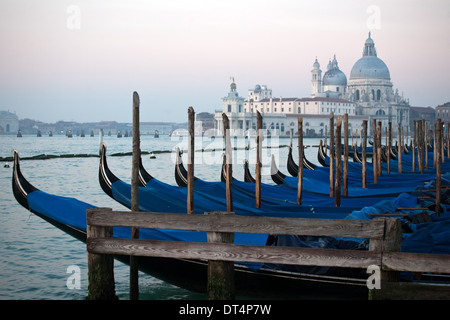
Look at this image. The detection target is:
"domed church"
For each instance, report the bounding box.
[312,33,410,134]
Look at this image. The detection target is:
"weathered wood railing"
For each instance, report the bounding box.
[86,208,450,300]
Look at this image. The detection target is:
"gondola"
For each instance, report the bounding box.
[15,149,450,298]
[317,140,330,167]
[244,159,256,183]
[105,142,431,217]
[173,147,198,188]
[286,143,316,177]
[13,148,376,299]
[270,151,446,199]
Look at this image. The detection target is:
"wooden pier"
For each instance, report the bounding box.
[86,209,450,300]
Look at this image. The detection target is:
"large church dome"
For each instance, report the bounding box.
[349,33,390,81]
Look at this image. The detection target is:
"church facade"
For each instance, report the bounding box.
[214,33,410,137]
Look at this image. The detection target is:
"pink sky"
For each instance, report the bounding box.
[0,0,449,123]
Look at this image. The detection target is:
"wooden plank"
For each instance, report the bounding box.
[382,251,450,274]
[86,211,386,239]
[87,238,382,269]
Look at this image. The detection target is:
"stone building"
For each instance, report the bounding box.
[0,111,19,135]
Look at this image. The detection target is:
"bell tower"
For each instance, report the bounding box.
[311,58,322,97]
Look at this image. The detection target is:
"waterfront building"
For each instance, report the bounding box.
[436,102,450,123]
[0,111,19,135]
[214,33,410,137]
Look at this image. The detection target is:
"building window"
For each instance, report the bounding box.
[228,105,231,112]
[377,90,381,101]
[356,90,360,100]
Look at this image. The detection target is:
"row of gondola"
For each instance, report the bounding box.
[11,138,450,299]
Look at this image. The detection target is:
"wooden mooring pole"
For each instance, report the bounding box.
[334,116,342,207]
[362,120,367,188]
[297,116,303,205]
[388,122,392,174]
[372,119,378,183]
[397,123,402,174]
[187,107,195,214]
[436,118,442,216]
[329,112,335,197]
[130,91,140,300]
[343,114,348,197]
[255,111,262,209]
[208,114,235,300]
[377,121,382,176]
[412,121,416,172]
[222,113,233,212]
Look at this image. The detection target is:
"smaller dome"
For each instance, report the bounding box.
[230,82,237,90]
[323,68,347,86]
[254,84,261,92]
[322,55,347,86]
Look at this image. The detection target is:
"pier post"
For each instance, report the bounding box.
[447,122,450,159]
[425,121,428,170]
[418,120,423,173]
[297,116,303,205]
[187,107,195,214]
[86,208,117,300]
[343,114,348,197]
[362,120,367,188]
[436,119,442,216]
[334,116,342,207]
[369,218,402,300]
[397,123,402,174]
[130,91,140,300]
[329,113,334,197]
[412,121,416,172]
[222,114,233,212]
[206,211,235,300]
[388,122,392,174]
[377,121,382,176]
[255,111,262,208]
[372,119,378,183]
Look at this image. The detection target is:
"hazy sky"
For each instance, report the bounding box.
[1,0,449,123]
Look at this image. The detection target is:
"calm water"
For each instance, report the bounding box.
[0,133,323,300]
